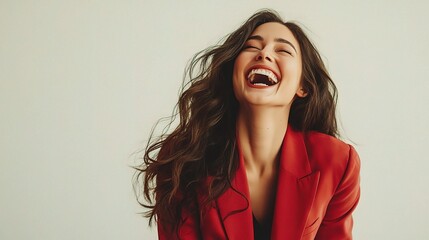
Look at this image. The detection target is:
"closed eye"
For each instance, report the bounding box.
[278,49,293,56]
[243,45,260,51]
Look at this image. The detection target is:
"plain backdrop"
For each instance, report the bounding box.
[1,0,429,239]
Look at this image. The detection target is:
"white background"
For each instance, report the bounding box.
[1,0,429,239]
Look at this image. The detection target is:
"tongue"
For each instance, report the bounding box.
[250,74,272,86]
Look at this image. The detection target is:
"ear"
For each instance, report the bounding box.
[296,88,308,98]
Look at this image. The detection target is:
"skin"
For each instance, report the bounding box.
[232,22,307,225]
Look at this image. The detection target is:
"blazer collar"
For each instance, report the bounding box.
[216,125,320,239]
[278,125,312,178]
[271,126,320,239]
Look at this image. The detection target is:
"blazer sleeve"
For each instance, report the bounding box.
[315,145,361,240]
[157,198,202,240]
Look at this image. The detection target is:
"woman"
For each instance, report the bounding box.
[136,9,360,240]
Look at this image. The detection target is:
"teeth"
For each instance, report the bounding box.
[247,68,278,84]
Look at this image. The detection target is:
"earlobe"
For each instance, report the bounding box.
[296,88,308,98]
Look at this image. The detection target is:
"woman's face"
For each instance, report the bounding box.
[233,22,305,109]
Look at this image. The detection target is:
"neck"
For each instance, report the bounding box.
[236,105,289,176]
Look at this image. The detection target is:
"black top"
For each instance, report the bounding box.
[253,213,271,240]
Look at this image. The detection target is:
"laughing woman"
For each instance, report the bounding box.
[136,9,360,240]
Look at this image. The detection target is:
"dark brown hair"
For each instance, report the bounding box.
[134,9,338,235]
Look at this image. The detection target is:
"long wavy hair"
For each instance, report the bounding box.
[134,9,338,234]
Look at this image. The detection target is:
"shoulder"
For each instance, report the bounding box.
[302,132,361,238]
[305,131,350,157]
[303,131,360,178]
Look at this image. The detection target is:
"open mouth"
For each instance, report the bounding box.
[247,68,279,87]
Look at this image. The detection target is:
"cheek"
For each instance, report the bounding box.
[233,54,245,72]
[232,58,245,101]
[282,59,298,72]
[232,56,246,83]
[232,72,243,98]
[281,60,302,82]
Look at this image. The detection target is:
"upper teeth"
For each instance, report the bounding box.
[247,68,278,84]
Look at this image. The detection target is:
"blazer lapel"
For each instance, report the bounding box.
[216,126,319,240]
[216,144,253,240]
[271,126,320,239]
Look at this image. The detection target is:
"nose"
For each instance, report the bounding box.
[255,49,273,62]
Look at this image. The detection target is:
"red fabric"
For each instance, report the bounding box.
[158,126,361,240]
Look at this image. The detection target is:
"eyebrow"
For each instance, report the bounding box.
[247,35,297,53]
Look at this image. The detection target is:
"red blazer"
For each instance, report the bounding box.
[158,126,361,240]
